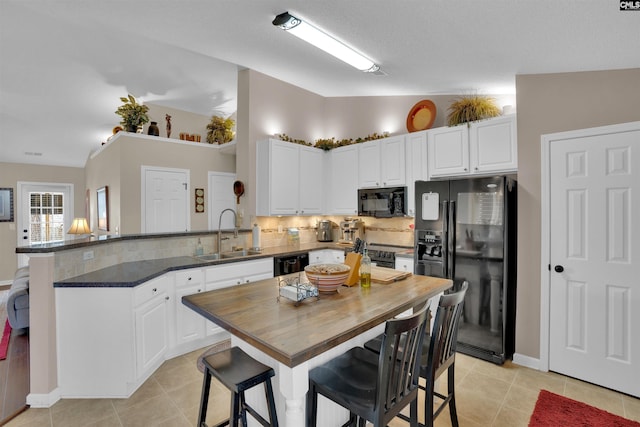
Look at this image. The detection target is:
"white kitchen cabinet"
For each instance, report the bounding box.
[358,136,406,188]
[309,249,345,265]
[405,131,429,216]
[174,269,205,348]
[394,256,414,274]
[204,258,274,335]
[328,144,359,215]
[469,115,517,174]
[256,139,324,215]
[428,115,517,178]
[427,125,470,177]
[134,277,171,378]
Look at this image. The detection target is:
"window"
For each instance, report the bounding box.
[29,192,65,244]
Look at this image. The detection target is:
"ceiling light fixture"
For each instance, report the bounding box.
[273,11,379,73]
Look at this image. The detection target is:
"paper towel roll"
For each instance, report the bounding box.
[252,223,261,249]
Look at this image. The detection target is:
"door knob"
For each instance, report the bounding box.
[554,265,564,273]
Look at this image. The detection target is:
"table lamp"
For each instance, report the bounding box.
[67,217,92,236]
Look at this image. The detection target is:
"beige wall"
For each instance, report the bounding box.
[85,134,236,234]
[0,162,85,281]
[142,103,214,141]
[515,68,640,359]
[236,70,327,226]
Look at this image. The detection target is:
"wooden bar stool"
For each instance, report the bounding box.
[198,346,279,427]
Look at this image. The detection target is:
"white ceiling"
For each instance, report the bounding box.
[1,1,639,168]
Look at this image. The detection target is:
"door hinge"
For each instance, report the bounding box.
[183,183,187,190]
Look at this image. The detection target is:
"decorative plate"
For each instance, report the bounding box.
[406,100,437,133]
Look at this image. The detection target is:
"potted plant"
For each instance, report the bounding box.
[206,115,236,144]
[446,95,501,127]
[115,94,150,133]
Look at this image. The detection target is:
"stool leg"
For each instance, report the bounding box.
[264,378,279,427]
[239,391,248,427]
[306,382,318,427]
[230,392,241,427]
[198,369,212,427]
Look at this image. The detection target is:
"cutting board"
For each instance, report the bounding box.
[371,266,411,284]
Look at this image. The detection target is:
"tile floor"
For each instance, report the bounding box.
[5,347,640,427]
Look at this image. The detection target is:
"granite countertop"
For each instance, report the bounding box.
[54,242,350,288]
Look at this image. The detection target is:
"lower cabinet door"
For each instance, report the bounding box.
[135,294,169,377]
[175,284,206,345]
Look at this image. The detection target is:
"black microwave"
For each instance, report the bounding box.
[357,186,407,217]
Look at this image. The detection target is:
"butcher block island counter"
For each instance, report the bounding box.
[183,273,451,426]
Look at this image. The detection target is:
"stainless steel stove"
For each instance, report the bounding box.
[347,241,412,269]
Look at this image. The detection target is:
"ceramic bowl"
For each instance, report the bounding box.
[304,264,350,293]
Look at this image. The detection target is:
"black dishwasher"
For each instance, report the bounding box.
[274,253,309,276]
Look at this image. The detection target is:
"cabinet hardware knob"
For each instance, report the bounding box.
[152,288,157,292]
[245,279,250,283]
[188,277,192,281]
[198,289,202,292]
[165,296,170,300]
[475,167,478,171]
[554,265,564,273]
[464,168,468,171]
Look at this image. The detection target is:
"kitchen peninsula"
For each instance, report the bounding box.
[182,274,451,427]
[15,232,350,408]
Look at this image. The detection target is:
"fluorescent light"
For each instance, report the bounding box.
[273,12,379,73]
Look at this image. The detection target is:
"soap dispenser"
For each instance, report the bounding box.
[195,238,204,256]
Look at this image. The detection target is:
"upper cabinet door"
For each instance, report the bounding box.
[358,136,406,188]
[358,140,381,188]
[469,115,517,174]
[256,139,300,216]
[268,140,300,215]
[329,145,359,215]
[428,125,470,177]
[298,145,324,215]
[380,136,406,187]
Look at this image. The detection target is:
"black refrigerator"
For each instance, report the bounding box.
[414,176,517,364]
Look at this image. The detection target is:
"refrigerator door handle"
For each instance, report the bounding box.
[443,200,449,277]
[447,200,457,279]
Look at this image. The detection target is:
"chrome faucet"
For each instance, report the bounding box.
[217,208,238,257]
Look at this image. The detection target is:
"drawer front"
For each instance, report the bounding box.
[175,269,203,287]
[205,258,273,282]
[134,276,169,307]
[395,258,414,273]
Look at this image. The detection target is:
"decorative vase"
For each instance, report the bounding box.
[148,121,160,136]
[126,124,138,133]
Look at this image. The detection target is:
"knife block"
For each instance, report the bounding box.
[343,252,362,287]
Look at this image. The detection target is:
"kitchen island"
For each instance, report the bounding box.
[183,273,451,427]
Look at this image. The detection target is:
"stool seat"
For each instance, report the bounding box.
[198,346,278,427]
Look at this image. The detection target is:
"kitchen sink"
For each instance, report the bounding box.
[194,249,261,262]
[220,249,262,259]
[195,253,220,261]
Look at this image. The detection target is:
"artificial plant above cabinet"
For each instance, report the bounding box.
[427,115,517,178]
[256,139,324,216]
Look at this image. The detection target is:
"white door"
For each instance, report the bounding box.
[16,182,74,267]
[208,172,236,230]
[546,123,639,397]
[142,167,189,233]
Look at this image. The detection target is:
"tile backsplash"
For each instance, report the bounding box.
[54,216,416,281]
[255,215,415,248]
